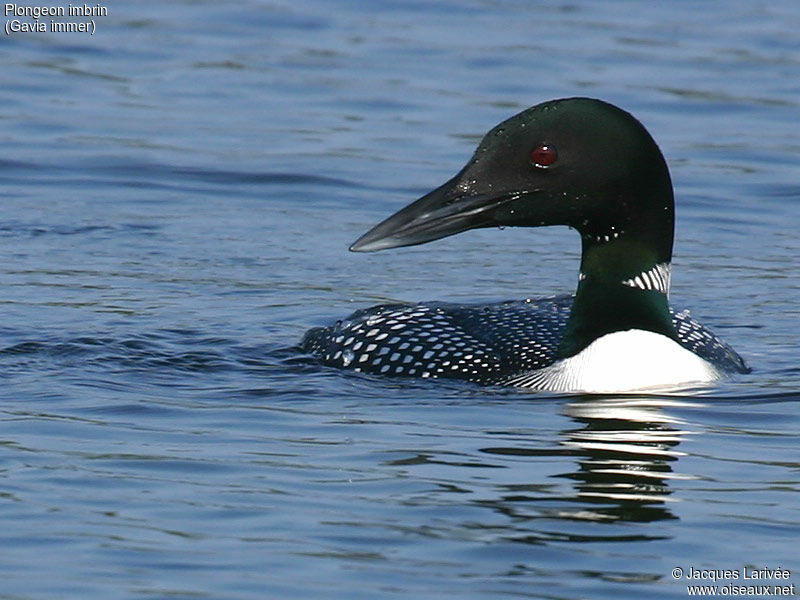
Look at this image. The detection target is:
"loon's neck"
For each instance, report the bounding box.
[558,236,676,359]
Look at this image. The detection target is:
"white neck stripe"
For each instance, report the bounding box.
[621,262,671,296]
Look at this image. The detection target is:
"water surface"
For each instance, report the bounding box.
[1,1,798,598]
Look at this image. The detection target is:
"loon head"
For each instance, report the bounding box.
[350,97,674,264]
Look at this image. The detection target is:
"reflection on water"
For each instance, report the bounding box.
[561,397,701,522]
[481,397,703,541]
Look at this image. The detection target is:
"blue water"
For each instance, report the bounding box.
[1,1,799,598]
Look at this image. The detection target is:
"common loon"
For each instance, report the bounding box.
[302,97,749,393]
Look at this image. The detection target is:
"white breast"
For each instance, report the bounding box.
[506,329,722,393]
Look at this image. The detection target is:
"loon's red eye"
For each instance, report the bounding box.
[531,144,557,168]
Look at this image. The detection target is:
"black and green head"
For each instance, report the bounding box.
[351,97,674,264]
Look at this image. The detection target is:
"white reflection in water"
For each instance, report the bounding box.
[559,397,705,510]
